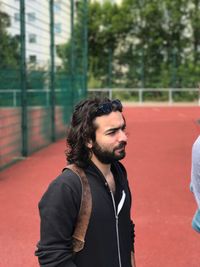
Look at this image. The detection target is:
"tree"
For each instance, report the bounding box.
[0,10,20,89]
[57,0,200,89]
[0,10,20,68]
[189,0,200,64]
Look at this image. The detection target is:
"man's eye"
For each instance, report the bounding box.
[107,131,116,135]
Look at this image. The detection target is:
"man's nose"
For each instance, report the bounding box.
[118,130,128,142]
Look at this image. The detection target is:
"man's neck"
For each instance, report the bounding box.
[91,155,116,193]
[91,155,111,177]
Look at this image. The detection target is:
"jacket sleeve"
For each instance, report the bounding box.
[35,173,81,267]
[130,220,135,253]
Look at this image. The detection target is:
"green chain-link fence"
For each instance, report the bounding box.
[0,0,88,169]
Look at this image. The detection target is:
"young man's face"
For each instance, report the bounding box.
[91,111,127,164]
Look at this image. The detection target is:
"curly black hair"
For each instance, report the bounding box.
[66,97,123,168]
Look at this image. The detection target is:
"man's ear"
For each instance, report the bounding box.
[87,139,93,149]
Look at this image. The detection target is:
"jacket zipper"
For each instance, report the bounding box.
[110,191,122,267]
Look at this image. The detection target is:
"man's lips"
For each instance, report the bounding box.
[115,143,126,152]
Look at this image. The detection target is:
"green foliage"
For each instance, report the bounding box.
[0,10,20,91]
[0,11,20,69]
[88,0,200,89]
[57,0,200,93]
[56,43,71,73]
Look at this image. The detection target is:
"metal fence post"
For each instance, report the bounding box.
[14,90,17,107]
[108,47,113,90]
[70,0,75,104]
[109,88,112,99]
[141,48,145,88]
[20,0,28,156]
[83,0,88,97]
[171,48,177,88]
[139,89,143,104]
[50,0,56,142]
[198,87,200,106]
[169,88,173,104]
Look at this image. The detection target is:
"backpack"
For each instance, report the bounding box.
[64,164,92,252]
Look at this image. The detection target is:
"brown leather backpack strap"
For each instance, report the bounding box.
[66,164,92,253]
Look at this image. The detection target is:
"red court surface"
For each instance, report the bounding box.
[0,106,199,267]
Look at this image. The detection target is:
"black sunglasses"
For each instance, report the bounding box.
[95,99,122,116]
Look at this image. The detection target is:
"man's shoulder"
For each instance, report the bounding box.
[39,167,82,206]
[44,167,82,197]
[38,168,82,214]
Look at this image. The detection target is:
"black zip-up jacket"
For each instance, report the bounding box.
[35,161,135,267]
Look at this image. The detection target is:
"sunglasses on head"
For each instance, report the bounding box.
[95,99,122,116]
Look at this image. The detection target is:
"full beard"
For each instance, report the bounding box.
[92,141,127,164]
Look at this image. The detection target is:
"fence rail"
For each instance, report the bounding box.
[1,88,200,107]
[88,88,200,105]
[0,88,77,107]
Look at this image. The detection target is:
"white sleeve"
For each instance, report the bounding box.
[191,136,200,209]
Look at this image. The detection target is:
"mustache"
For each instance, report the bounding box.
[115,141,127,150]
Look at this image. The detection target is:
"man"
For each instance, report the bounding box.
[35,98,136,266]
[191,135,200,233]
